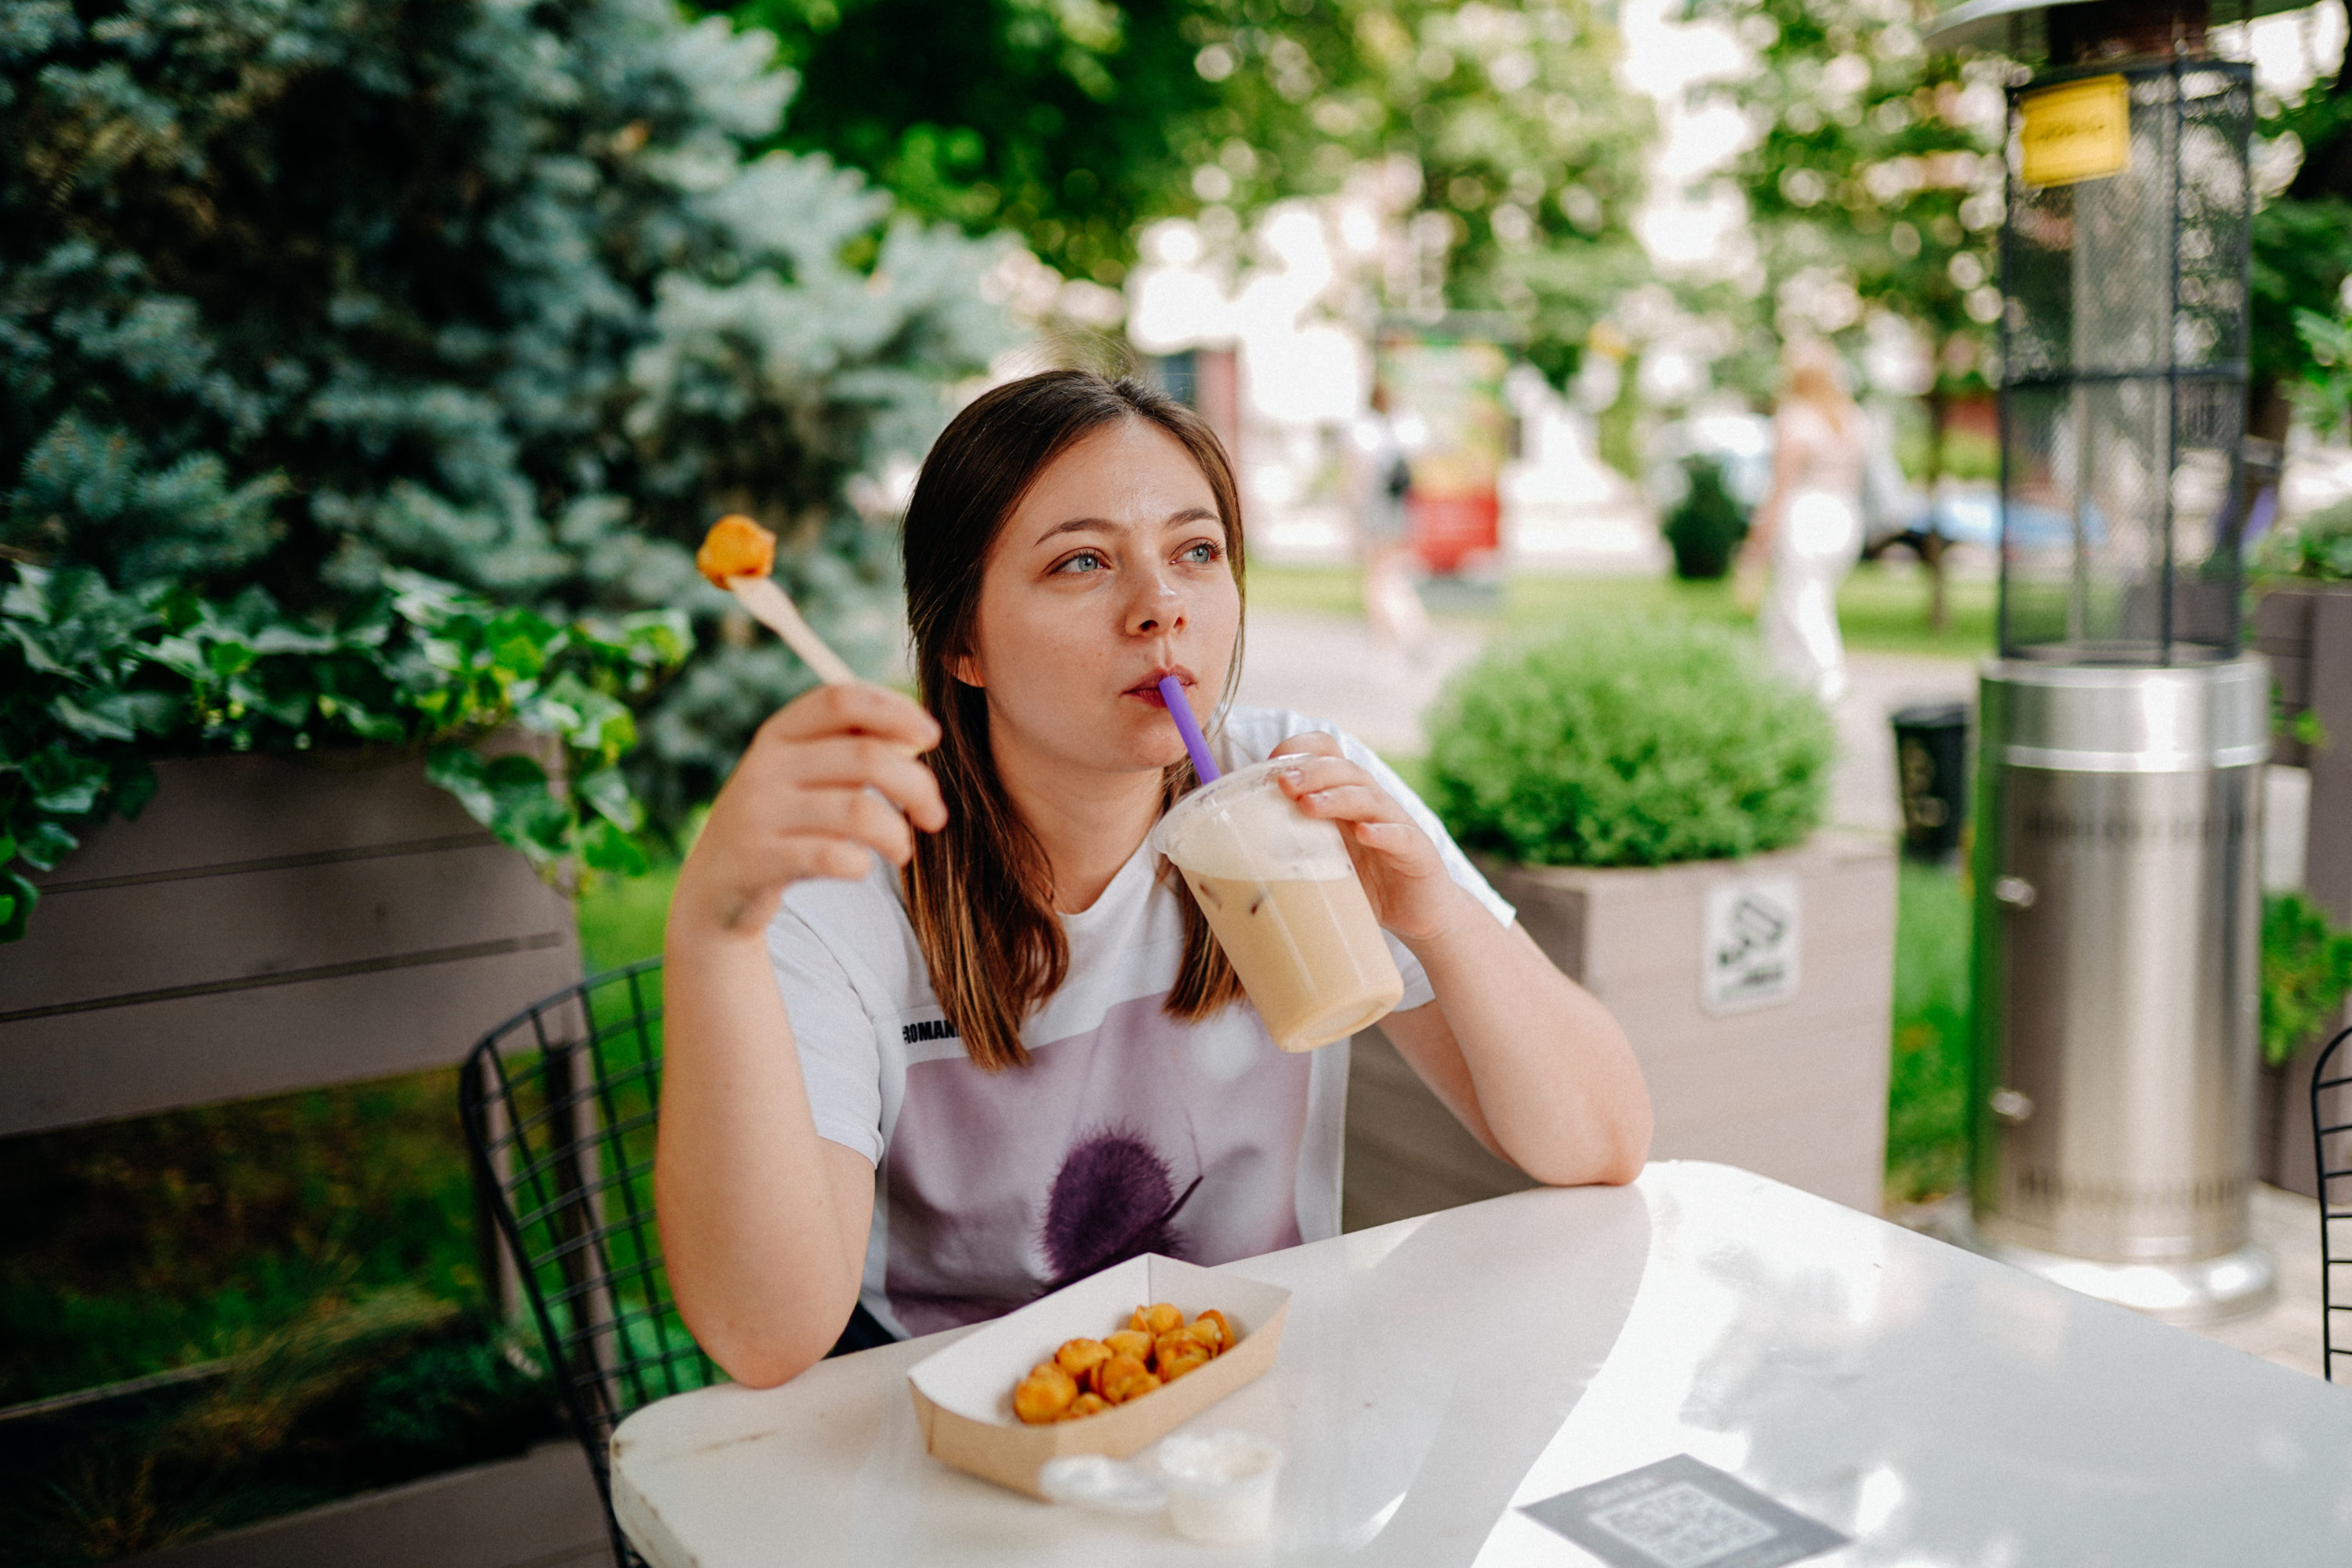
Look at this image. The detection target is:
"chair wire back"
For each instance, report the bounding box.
[459,959,721,1566]
[2310,1024,2352,1383]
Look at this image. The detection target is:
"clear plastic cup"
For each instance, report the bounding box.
[1149,760,1405,1052]
[1157,1431,1284,1545]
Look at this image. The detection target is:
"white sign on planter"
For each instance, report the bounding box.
[1700,876,1802,1014]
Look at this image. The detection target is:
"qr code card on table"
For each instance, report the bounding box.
[1520,1454,1848,1568]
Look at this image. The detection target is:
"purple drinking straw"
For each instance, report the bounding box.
[1157,675,1221,782]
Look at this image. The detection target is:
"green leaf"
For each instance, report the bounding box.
[0,870,36,943]
[23,746,107,816]
[111,758,158,818]
[50,692,138,742]
[581,818,650,876]
[576,767,644,832]
[14,820,79,872]
[206,640,259,680]
[426,746,496,825]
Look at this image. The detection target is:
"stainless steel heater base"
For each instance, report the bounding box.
[1970,659,2273,1324]
[1967,1227,2277,1326]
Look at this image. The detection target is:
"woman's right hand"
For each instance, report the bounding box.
[670,683,947,941]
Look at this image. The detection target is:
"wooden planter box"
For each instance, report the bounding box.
[2252,582,2352,1195]
[1476,831,1898,1214]
[0,750,581,1137]
[127,1440,608,1568]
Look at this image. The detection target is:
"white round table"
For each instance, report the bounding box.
[611,1161,2352,1565]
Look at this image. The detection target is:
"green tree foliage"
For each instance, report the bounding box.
[1681,0,2002,403]
[1180,0,1654,383]
[2252,0,2352,431]
[1,0,1014,916]
[1425,617,1833,867]
[713,0,1653,383]
[720,0,1218,287]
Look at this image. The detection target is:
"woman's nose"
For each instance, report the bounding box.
[1123,568,1185,638]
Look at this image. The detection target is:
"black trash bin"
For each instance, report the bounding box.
[1890,702,1969,862]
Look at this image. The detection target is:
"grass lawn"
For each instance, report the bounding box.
[579,854,679,973]
[1885,861,1973,1207]
[1247,560,1996,663]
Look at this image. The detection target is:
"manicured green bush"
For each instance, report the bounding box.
[1425,617,1834,868]
[1661,456,1749,581]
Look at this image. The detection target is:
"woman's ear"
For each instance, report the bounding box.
[946,650,984,688]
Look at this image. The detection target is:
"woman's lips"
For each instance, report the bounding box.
[1126,675,1192,708]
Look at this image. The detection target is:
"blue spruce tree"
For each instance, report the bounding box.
[2,0,1014,909]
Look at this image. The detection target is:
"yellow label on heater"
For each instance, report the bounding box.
[2020,75,2131,187]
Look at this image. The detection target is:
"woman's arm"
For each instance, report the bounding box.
[1737,412,1812,579]
[656,684,946,1387]
[1270,736,1652,1185]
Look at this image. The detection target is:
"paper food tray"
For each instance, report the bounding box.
[906,1254,1290,1500]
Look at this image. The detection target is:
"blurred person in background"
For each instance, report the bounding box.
[1736,340,1865,705]
[1347,382,1430,652]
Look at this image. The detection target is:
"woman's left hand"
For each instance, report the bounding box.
[1269,732,1474,947]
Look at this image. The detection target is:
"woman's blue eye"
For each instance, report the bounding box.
[1055,550,1106,574]
[1180,541,1221,564]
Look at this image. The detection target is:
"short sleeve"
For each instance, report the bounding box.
[764,902,887,1167]
[1332,732,1515,1013]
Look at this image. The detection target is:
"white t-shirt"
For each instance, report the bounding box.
[765,705,1516,1340]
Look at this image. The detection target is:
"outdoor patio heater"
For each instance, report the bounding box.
[1927,0,2288,1323]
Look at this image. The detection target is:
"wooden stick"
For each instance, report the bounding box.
[727,576,859,687]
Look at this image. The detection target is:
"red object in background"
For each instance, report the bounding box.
[1408,491,1500,575]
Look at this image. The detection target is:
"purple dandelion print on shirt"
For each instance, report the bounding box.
[1040,1127,1203,1290]
[881,993,1311,1335]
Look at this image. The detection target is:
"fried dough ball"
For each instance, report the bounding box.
[695,514,776,587]
[1058,1392,1110,1422]
[1192,1308,1233,1353]
[1096,1353,1160,1405]
[1012,1362,1078,1425]
[1131,1302,1185,1338]
[1155,1332,1212,1381]
[1102,1329,1152,1362]
[1055,1338,1113,1387]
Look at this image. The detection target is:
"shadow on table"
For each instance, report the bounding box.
[1283,1183,1653,1561]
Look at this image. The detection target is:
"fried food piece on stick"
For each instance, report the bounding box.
[1012,1362,1078,1425]
[694,514,777,586]
[693,514,858,685]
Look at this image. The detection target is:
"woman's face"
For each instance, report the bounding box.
[956,416,1240,781]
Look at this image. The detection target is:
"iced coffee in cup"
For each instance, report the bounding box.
[1149,760,1405,1052]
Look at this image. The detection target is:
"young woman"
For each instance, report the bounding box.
[656,371,1651,1388]
[1736,339,1867,706]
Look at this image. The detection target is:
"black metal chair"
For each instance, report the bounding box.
[460,959,717,1568]
[2309,1023,2352,1382]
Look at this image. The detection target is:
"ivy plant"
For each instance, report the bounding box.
[1,562,689,942]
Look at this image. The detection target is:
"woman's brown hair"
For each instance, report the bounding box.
[902,370,1247,1072]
